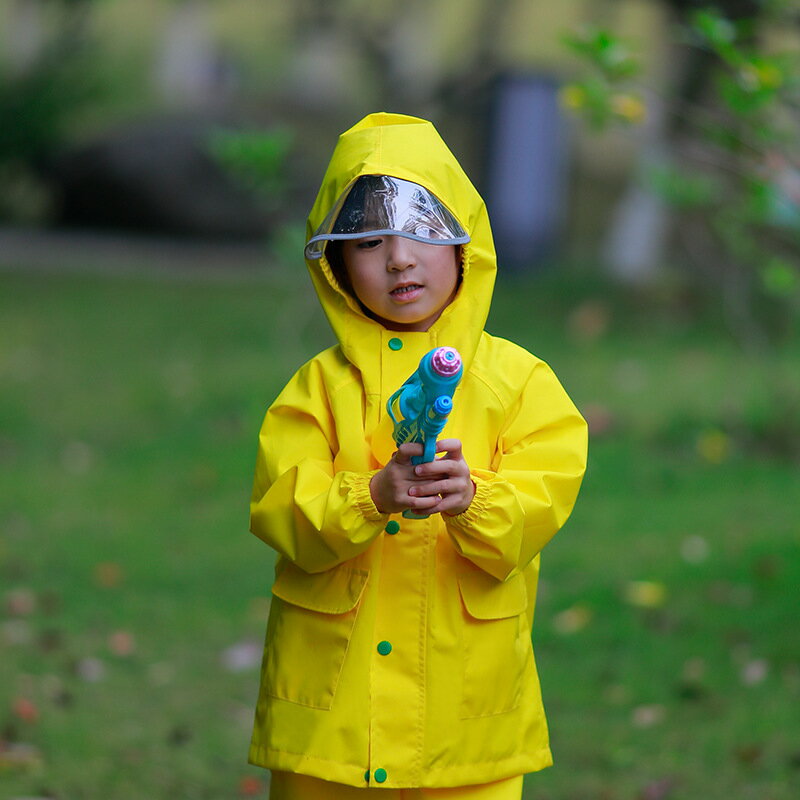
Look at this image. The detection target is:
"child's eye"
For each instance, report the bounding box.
[357,238,382,249]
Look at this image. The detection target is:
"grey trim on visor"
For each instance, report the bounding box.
[305,175,469,260]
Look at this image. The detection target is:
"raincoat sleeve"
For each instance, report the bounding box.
[249,359,388,574]
[445,359,588,581]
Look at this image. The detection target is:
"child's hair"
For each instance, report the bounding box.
[323,240,354,298]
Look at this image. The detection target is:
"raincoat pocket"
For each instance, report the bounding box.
[458,569,531,719]
[264,561,369,710]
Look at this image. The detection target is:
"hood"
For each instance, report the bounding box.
[305,112,497,385]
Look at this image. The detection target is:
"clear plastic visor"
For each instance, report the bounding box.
[305,175,469,259]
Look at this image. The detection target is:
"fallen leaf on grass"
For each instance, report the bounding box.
[5,588,36,616]
[148,661,175,686]
[38,628,63,653]
[638,777,676,800]
[221,640,262,672]
[42,675,72,708]
[552,605,593,635]
[707,581,753,608]
[582,404,616,437]
[624,581,667,608]
[752,554,782,581]
[93,562,124,589]
[108,630,136,657]
[680,535,709,564]
[603,684,630,705]
[681,657,706,682]
[696,429,731,464]
[0,741,43,772]
[741,659,769,686]
[676,657,708,701]
[567,300,611,342]
[733,743,763,765]
[75,657,106,683]
[631,704,666,728]
[239,775,265,796]
[167,725,192,747]
[39,590,61,614]
[675,680,707,702]
[615,358,648,393]
[11,698,39,724]
[2,620,32,646]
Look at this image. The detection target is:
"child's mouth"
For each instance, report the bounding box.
[390,284,423,300]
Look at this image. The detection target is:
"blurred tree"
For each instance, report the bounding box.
[600,0,771,293]
[281,0,514,112]
[275,0,520,179]
[0,0,105,222]
[562,1,800,347]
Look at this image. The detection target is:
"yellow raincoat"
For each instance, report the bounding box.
[249,113,588,789]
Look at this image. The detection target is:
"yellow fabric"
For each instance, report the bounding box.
[249,113,588,789]
[270,771,524,798]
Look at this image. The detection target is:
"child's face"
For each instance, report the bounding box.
[341,236,460,332]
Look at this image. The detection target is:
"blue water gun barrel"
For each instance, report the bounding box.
[386,347,463,519]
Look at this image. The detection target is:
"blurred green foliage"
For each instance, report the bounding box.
[206,128,294,213]
[562,5,800,346]
[0,0,106,222]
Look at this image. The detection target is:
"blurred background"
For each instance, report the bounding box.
[1,1,798,798]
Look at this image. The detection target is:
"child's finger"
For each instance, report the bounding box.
[409,479,457,498]
[406,493,442,511]
[435,438,463,458]
[393,443,424,464]
[414,458,468,479]
[436,495,464,515]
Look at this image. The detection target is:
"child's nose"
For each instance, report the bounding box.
[387,236,416,271]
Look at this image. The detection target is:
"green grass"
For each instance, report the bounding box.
[1,265,798,799]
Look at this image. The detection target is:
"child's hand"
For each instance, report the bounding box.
[408,438,475,516]
[370,443,445,515]
[370,440,476,517]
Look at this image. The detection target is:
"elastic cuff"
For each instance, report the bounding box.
[448,470,493,527]
[342,470,388,522]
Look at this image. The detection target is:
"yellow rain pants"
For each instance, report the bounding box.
[270,771,523,799]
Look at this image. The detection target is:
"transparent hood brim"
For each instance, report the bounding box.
[305,175,469,260]
[305,230,470,259]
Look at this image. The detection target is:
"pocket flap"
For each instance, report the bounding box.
[272,561,369,615]
[458,570,527,620]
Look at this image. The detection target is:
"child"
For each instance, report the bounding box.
[248,113,588,799]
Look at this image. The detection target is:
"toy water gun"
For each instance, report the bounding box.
[387,346,463,519]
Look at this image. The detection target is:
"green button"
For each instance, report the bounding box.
[377,640,392,656]
[388,337,403,351]
[374,768,387,783]
[364,770,370,782]
[385,520,400,535]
